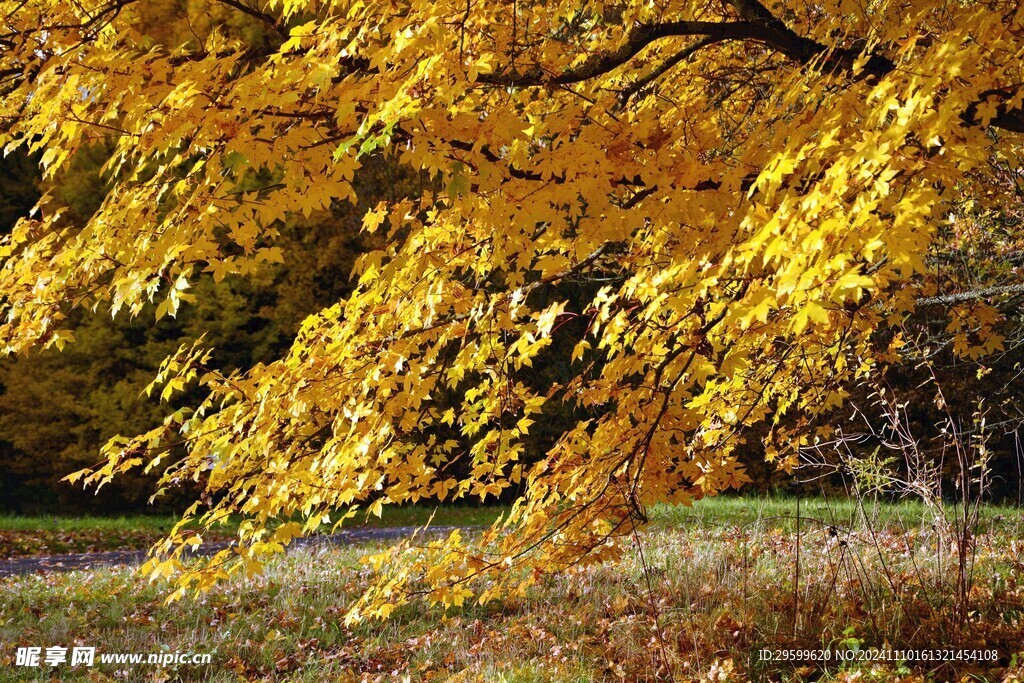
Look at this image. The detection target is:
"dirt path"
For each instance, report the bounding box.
[0,526,464,577]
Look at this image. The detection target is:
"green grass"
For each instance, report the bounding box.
[0,515,236,558]
[0,506,508,558]
[2,497,1023,681]
[9,494,1017,537]
[0,514,184,533]
[650,494,1024,532]
[0,504,507,534]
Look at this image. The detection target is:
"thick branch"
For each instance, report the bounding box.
[479,21,764,87]
[212,0,282,33]
[722,0,893,75]
[725,0,1022,132]
[480,13,894,89]
[480,0,1023,133]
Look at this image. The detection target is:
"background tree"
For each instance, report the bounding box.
[798,157,1024,503]
[0,144,380,512]
[0,3,390,512]
[0,0,1022,618]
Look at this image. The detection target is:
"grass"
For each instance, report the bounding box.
[1,496,1024,681]
[648,493,1023,532]
[0,504,508,534]
[0,514,185,534]
[0,515,234,559]
[0,506,508,558]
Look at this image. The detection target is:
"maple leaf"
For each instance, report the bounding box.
[1,0,1022,616]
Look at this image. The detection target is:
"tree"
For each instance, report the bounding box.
[0,141,379,512]
[0,0,379,512]
[0,0,1021,616]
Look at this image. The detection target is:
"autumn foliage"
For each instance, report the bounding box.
[1,0,1022,617]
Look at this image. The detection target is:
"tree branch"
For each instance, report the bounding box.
[212,0,282,33]
[479,21,764,87]
[615,36,715,109]
[722,0,893,75]
[479,0,1023,133]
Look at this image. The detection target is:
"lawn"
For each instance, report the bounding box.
[0,505,507,558]
[2,496,1023,682]
[0,515,225,558]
